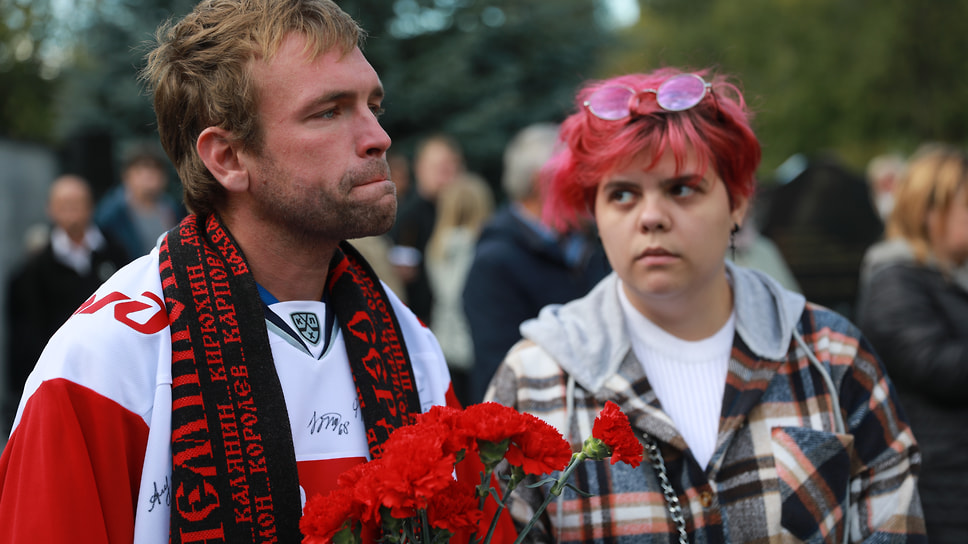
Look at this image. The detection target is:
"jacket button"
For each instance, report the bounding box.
[700,490,714,508]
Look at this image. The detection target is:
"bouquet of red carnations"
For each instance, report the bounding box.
[299,401,643,544]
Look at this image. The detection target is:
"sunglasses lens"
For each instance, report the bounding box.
[586,86,635,120]
[656,74,708,111]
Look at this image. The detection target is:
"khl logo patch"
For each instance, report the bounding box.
[291,312,321,345]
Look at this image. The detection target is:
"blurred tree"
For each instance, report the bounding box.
[606,0,968,174]
[52,0,197,144]
[0,1,60,143]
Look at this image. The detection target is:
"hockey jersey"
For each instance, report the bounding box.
[0,247,457,543]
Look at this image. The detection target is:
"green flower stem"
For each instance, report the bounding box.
[478,466,494,511]
[478,465,525,544]
[481,496,507,544]
[511,452,587,544]
[421,508,430,543]
[469,466,493,544]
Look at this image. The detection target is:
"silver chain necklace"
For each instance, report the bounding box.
[643,434,689,544]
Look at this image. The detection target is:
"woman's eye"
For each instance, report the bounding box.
[609,189,635,204]
[669,183,697,198]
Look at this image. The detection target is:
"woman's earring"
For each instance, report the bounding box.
[729,223,740,260]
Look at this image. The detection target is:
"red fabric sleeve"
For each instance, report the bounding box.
[0,378,150,543]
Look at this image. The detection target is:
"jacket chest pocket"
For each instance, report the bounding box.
[771,426,854,543]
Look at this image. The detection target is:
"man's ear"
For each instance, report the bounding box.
[197,127,248,193]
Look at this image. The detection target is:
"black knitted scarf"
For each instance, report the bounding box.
[160,214,422,543]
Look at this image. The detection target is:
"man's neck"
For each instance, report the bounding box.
[516,194,543,220]
[64,227,89,247]
[126,189,161,212]
[219,211,337,302]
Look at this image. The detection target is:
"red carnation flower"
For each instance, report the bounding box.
[299,489,357,544]
[426,479,483,534]
[417,405,476,457]
[374,423,457,518]
[460,402,530,444]
[338,458,387,525]
[505,412,572,475]
[591,401,643,468]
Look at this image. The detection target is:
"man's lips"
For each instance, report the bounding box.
[358,175,390,186]
[352,177,393,193]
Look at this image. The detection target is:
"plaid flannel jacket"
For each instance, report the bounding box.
[486,269,925,544]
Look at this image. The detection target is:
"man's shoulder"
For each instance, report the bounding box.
[20,252,169,420]
[39,253,168,369]
[11,242,56,275]
[474,210,534,256]
[94,187,134,227]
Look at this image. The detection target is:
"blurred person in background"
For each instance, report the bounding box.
[4,174,129,431]
[463,123,609,403]
[425,172,494,405]
[866,152,907,225]
[857,143,968,544]
[95,147,183,261]
[730,204,800,292]
[388,150,412,204]
[347,232,407,303]
[487,67,925,542]
[389,133,465,324]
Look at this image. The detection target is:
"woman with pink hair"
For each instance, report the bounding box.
[486,68,925,543]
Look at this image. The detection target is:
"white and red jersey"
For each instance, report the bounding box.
[0,247,457,543]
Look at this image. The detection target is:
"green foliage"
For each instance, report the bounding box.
[606,0,968,175]
[51,0,197,143]
[6,0,966,187]
[0,56,59,143]
[0,1,59,143]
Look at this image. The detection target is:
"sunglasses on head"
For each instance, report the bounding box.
[583,73,712,121]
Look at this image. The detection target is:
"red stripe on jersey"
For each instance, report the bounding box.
[297,456,366,501]
[0,378,150,543]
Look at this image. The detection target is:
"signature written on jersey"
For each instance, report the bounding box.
[307,410,352,436]
[147,476,171,513]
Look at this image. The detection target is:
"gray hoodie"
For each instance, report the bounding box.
[519,261,806,395]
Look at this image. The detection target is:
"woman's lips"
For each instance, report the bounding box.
[636,247,679,265]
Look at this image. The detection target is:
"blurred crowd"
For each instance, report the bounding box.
[4,147,185,432]
[3,126,967,541]
[1,0,964,539]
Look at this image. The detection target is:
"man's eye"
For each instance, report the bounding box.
[316,108,338,119]
[370,105,386,117]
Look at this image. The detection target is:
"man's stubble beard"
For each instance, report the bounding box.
[253,156,396,244]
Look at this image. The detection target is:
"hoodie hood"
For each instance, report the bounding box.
[519,262,806,394]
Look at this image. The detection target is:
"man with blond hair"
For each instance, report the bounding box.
[0,1,489,542]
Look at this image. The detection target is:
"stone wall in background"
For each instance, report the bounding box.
[0,139,57,444]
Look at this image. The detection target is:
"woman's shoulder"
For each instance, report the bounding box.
[799,301,864,340]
